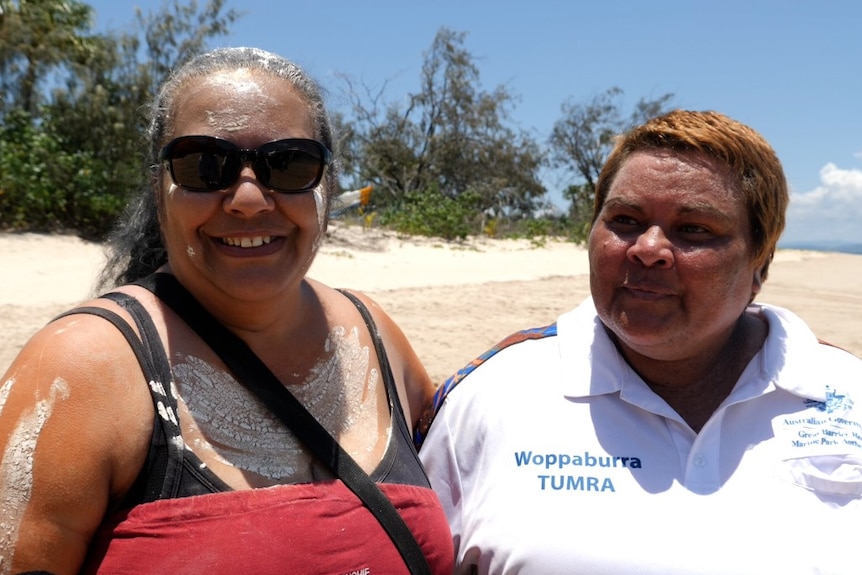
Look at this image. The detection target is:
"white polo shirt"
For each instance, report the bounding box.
[420,298,862,575]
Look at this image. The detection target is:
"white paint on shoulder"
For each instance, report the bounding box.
[0,377,14,417]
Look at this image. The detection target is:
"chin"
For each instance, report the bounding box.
[207,269,290,298]
[607,308,670,337]
[606,321,680,358]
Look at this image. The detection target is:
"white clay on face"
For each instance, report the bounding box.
[311,188,327,256]
[314,189,326,230]
[204,70,267,96]
[172,325,385,480]
[0,378,70,563]
[203,74,274,133]
[206,111,251,133]
[164,184,196,260]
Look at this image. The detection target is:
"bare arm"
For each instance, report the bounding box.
[0,312,153,574]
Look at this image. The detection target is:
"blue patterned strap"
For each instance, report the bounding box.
[413,323,558,450]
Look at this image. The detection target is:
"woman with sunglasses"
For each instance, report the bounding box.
[0,47,453,574]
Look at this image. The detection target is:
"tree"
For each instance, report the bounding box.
[0,0,241,238]
[137,0,241,97]
[44,0,241,233]
[0,0,99,117]
[341,27,545,235]
[549,87,674,226]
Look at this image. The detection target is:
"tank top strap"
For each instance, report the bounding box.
[335,289,430,487]
[100,292,189,501]
[52,299,185,503]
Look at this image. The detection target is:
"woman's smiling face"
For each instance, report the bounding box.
[588,149,764,361]
[157,69,327,304]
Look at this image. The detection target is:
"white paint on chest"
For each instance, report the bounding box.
[171,325,384,480]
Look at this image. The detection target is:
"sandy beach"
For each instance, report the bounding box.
[1,225,860,383]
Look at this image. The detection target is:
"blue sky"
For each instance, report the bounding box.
[87,0,862,248]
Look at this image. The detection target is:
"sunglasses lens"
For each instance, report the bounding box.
[263,141,327,192]
[165,137,235,192]
[161,137,329,193]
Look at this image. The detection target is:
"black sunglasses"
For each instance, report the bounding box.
[159,135,332,193]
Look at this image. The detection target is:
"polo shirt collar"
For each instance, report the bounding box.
[556,298,828,404]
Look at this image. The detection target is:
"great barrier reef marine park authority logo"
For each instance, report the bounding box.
[786,386,862,452]
[804,386,854,414]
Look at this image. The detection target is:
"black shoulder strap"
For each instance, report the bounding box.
[335,288,408,425]
[101,291,186,500]
[52,302,183,501]
[136,273,431,575]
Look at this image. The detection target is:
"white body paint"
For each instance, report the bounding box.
[0,378,70,572]
[310,188,328,259]
[0,378,12,417]
[172,325,386,480]
[204,71,273,133]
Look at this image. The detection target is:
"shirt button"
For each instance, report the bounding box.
[693,454,707,468]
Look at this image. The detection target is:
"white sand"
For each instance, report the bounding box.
[2,225,860,383]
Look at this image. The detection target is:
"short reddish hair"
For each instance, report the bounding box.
[592,110,788,279]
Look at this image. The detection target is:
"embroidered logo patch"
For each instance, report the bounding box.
[780,386,862,456]
[804,386,855,414]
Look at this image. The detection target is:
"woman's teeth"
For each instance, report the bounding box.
[222,236,272,248]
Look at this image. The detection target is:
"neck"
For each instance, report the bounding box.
[614,314,767,432]
[157,268,324,359]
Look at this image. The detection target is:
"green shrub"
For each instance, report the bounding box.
[0,109,128,238]
[379,187,481,241]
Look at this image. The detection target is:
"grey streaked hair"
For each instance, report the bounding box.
[97,47,339,290]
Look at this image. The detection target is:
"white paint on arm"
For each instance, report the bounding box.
[0,377,13,417]
[0,377,71,572]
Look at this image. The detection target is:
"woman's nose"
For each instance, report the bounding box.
[222,164,275,216]
[627,225,674,268]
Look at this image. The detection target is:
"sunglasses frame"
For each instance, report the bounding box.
[159,135,332,193]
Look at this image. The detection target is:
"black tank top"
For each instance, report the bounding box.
[54,281,430,508]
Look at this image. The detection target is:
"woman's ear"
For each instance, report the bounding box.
[750,262,765,303]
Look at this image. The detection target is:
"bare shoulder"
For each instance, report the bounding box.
[0,301,153,571]
[326,287,400,339]
[332,287,434,426]
[326,287,409,356]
